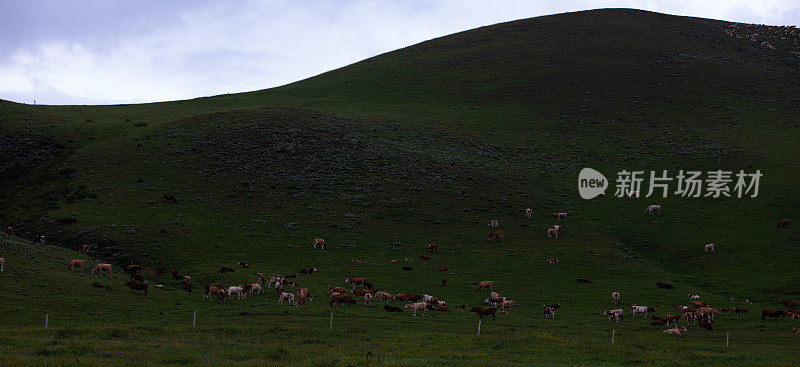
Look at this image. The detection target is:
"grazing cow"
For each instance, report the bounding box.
[547,228,559,238]
[345,278,368,287]
[92,263,112,277]
[470,306,497,319]
[488,219,499,228]
[645,205,661,214]
[363,293,373,307]
[279,292,295,305]
[228,286,247,300]
[577,278,592,284]
[689,301,708,308]
[383,305,403,312]
[68,259,87,272]
[761,309,786,320]
[554,212,567,221]
[256,273,266,285]
[475,280,495,293]
[352,288,372,300]
[665,314,681,325]
[663,326,687,335]
[181,276,192,293]
[656,282,675,289]
[441,278,447,287]
[299,267,318,274]
[777,219,792,229]
[171,269,181,280]
[426,243,439,253]
[329,294,355,307]
[246,283,263,295]
[297,288,312,301]
[313,238,327,249]
[419,255,431,261]
[525,208,532,219]
[486,231,504,242]
[163,194,178,203]
[604,309,623,322]
[2,226,11,235]
[422,294,439,306]
[499,300,515,312]
[0,257,4,272]
[627,190,640,199]
[689,294,701,300]
[204,284,227,302]
[78,245,89,255]
[698,319,714,332]
[375,291,392,303]
[631,306,649,318]
[784,311,800,319]
[611,292,620,304]
[704,244,715,253]
[405,302,429,316]
[779,300,799,310]
[125,281,148,295]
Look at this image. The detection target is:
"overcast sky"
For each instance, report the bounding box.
[1,0,798,105]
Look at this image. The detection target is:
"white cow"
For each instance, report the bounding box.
[604,309,624,322]
[279,292,296,305]
[645,205,661,214]
[525,208,532,219]
[611,292,620,304]
[704,244,715,253]
[404,302,428,316]
[227,286,247,300]
[631,305,649,318]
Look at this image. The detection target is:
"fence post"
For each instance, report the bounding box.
[478,319,482,336]
[193,310,196,328]
[330,311,333,331]
[612,329,615,343]
[45,314,49,329]
[726,332,729,347]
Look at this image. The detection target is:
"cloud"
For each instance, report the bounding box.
[0,0,798,105]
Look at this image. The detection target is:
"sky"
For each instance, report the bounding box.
[1,0,798,105]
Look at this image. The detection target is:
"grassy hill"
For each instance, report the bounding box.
[1,8,799,365]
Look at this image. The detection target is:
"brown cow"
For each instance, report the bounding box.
[779,300,799,310]
[92,263,112,277]
[470,306,497,319]
[487,231,503,242]
[313,238,327,249]
[762,309,786,320]
[181,276,192,293]
[475,280,495,292]
[330,294,356,307]
[689,301,708,308]
[777,219,792,229]
[427,243,439,253]
[328,285,347,295]
[78,245,90,255]
[125,281,148,296]
[68,259,87,272]
[352,288,372,299]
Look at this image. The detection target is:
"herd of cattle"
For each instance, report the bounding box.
[2,204,798,336]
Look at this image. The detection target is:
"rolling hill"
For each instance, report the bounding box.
[0,8,799,365]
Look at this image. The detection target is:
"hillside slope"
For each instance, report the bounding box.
[0,8,799,365]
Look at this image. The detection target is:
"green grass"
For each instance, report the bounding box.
[1,8,800,365]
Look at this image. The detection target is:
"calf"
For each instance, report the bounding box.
[124,281,148,296]
[470,306,497,319]
[405,302,429,316]
[645,205,661,214]
[475,280,495,292]
[92,263,112,277]
[68,259,87,272]
[604,309,623,322]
